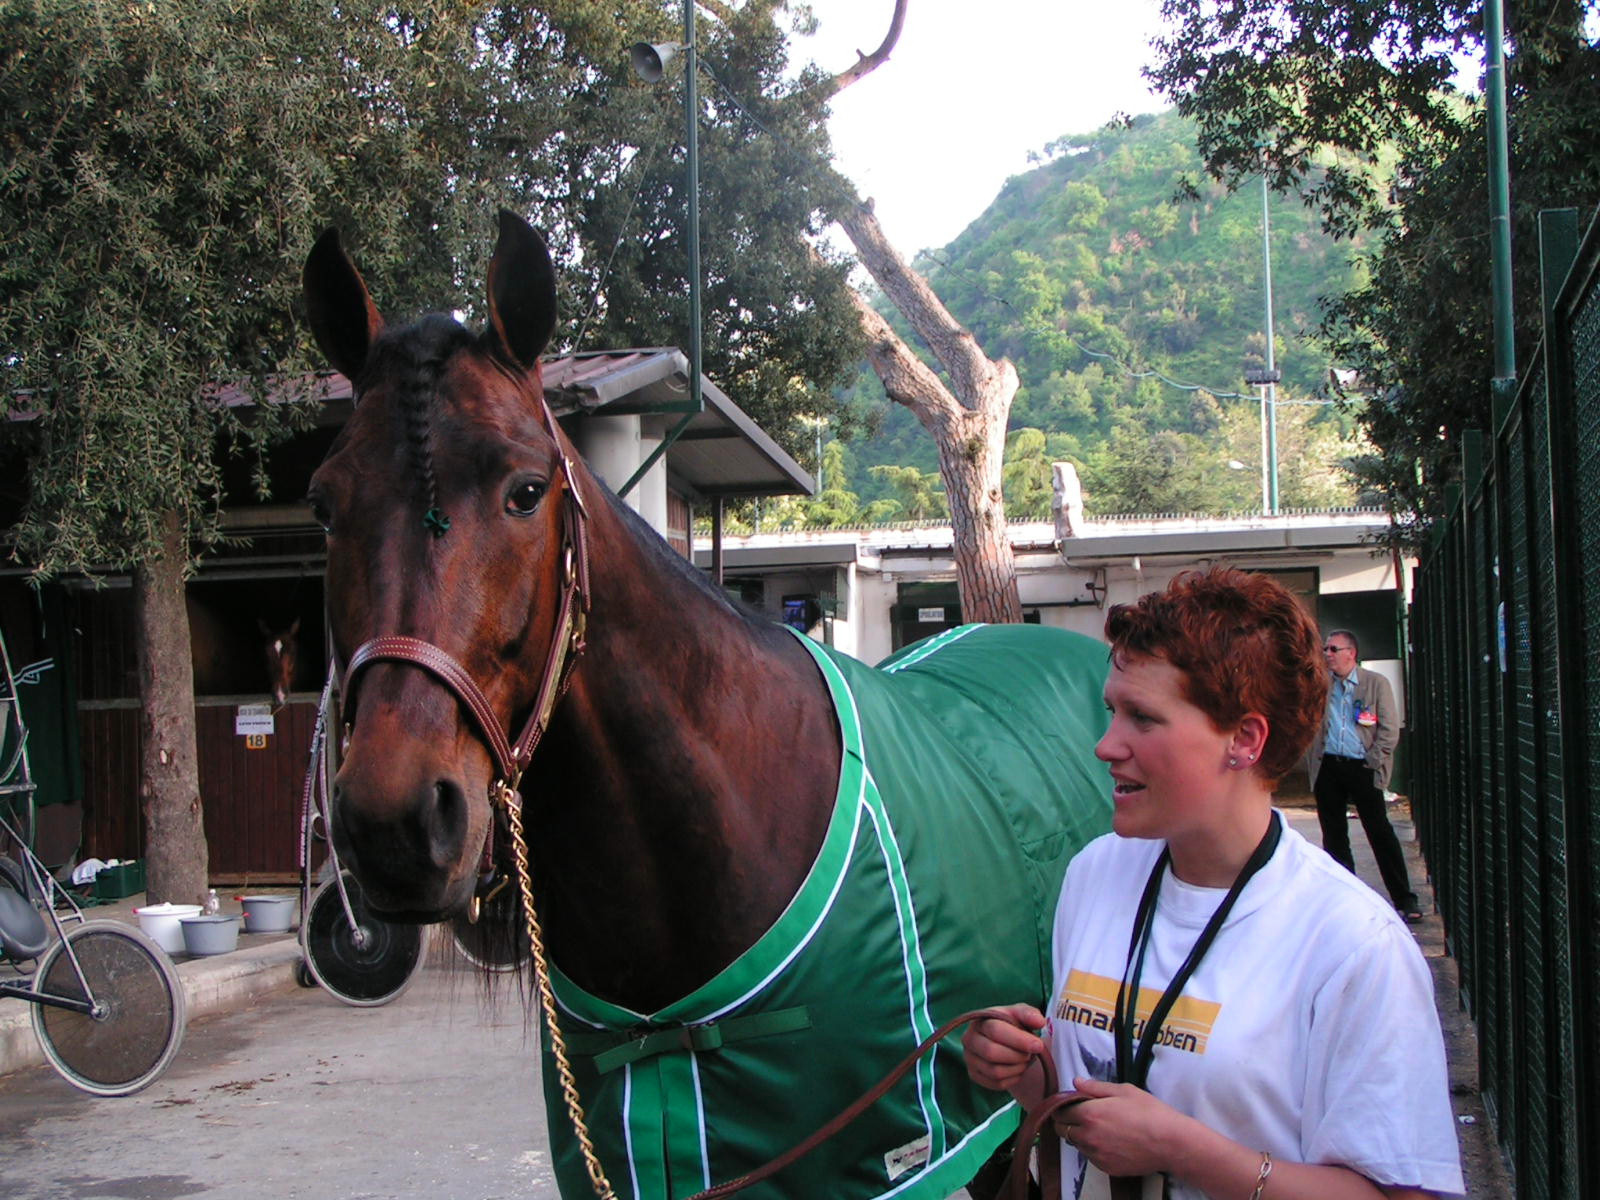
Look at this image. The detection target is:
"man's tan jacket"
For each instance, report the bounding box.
[1308,666,1400,790]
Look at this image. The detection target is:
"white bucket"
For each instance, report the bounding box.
[133,903,203,955]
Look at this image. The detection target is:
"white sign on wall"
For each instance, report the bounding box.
[235,704,275,737]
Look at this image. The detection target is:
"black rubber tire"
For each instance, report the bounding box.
[448,882,529,975]
[31,921,187,1097]
[299,871,426,1007]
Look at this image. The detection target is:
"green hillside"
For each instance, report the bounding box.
[830,109,1372,517]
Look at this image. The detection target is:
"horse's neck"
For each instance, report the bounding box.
[528,493,841,1010]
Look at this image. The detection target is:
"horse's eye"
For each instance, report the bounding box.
[308,495,333,533]
[506,481,546,517]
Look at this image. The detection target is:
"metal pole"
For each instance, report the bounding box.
[684,0,703,417]
[1485,0,1516,419]
[1258,386,1270,513]
[1261,171,1280,514]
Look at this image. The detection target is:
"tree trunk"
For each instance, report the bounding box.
[840,202,1024,623]
[134,510,208,905]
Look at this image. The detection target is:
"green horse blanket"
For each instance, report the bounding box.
[544,623,1111,1199]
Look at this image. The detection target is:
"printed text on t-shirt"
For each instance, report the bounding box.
[1054,969,1222,1055]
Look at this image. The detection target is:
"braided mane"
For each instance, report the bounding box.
[372,313,472,531]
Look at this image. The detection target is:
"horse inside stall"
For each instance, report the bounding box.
[260,618,300,711]
[303,211,1112,1200]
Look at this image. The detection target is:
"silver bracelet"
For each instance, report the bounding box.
[1248,1151,1273,1200]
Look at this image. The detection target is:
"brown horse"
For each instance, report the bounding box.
[303,212,1110,1200]
[260,618,300,711]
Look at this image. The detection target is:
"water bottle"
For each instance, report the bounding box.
[204,888,219,916]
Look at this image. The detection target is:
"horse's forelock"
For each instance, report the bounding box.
[366,315,474,520]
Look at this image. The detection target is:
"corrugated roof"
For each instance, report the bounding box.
[198,348,814,499]
[541,349,813,498]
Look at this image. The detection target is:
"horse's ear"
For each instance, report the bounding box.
[484,210,558,370]
[303,228,384,383]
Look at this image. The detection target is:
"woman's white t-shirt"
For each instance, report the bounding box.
[1047,819,1465,1199]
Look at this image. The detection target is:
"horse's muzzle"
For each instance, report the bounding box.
[330,769,478,919]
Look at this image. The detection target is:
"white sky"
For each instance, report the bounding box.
[790,0,1169,256]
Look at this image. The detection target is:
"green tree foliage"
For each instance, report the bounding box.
[1148,0,1600,532]
[1079,426,1226,515]
[0,0,861,574]
[1003,427,1079,517]
[3,1,495,569]
[837,110,1364,515]
[868,463,947,522]
[559,0,865,446]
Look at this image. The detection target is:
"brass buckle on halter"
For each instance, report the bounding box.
[490,769,524,813]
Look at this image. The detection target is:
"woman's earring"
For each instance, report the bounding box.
[1228,757,1238,768]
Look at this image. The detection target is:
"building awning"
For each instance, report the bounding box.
[218,348,814,501]
[541,349,812,499]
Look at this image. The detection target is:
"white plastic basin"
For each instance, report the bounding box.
[133,903,203,954]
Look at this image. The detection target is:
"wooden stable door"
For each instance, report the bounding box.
[196,700,317,884]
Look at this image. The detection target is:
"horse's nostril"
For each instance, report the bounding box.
[424,778,468,871]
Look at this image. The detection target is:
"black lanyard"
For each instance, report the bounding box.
[1113,811,1283,1089]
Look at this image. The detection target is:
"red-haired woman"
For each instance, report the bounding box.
[965,568,1462,1200]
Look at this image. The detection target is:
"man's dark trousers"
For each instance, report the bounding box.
[1314,753,1418,911]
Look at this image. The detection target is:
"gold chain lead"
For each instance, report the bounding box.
[502,780,618,1200]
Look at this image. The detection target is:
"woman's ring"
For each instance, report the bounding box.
[1064,1126,1076,1147]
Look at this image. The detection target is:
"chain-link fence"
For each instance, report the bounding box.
[1410,206,1600,1200]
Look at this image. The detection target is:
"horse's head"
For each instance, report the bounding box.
[260,618,300,710]
[304,211,576,920]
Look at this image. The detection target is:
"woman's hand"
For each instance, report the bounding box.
[961,1003,1049,1096]
[1055,1076,1193,1178]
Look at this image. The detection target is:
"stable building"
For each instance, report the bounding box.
[694,503,1414,792]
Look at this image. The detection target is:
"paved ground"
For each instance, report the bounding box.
[0,962,556,1200]
[1,806,1514,1199]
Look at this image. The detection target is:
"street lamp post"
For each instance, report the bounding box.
[1244,358,1281,516]
[682,2,702,419]
[1258,170,1280,515]
[631,2,702,416]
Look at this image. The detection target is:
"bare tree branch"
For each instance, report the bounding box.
[848,288,954,426]
[798,0,1024,621]
[835,197,1003,407]
[828,0,909,95]
[697,0,737,25]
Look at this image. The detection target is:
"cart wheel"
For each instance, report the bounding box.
[294,959,317,989]
[448,884,529,975]
[31,920,186,1097]
[300,870,425,1007]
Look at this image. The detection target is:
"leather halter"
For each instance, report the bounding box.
[340,396,591,795]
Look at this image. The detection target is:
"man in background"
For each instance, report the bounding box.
[1308,629,1422,922]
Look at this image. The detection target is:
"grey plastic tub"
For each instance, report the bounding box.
[239,894,297,933]
[180,913,241,956]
